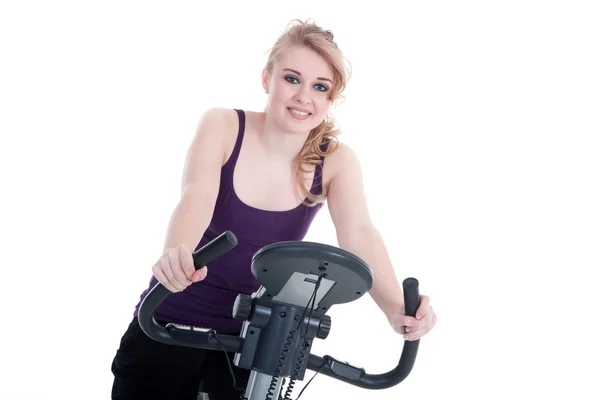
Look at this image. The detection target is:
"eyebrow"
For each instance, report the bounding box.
[283,68,333,84]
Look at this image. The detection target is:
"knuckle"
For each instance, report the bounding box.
[181,262,193,273]
[175,266,187,279]
[162,266,173,279]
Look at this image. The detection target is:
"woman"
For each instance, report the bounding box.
[111,19,437,400]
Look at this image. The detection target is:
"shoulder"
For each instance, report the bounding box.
[197,107,239,131]
[322,140,362,194]
[325,140,362,177]
[193,107,242,164]
[323,140,370,232]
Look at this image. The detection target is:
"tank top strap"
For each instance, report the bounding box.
[310,140,330,196]
[220,109,246,181]
[230,109,246,164]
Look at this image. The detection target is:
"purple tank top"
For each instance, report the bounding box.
[133,109,327,333]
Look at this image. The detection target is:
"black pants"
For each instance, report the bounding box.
[111,317,251,400]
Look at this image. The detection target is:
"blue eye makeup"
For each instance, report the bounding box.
[284,75,329,92]
[314,83,328,92]
[284,75,300,84]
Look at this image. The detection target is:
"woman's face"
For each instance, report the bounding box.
[263,45,334,134]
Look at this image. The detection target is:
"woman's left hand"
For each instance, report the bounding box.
[390,295,437,341]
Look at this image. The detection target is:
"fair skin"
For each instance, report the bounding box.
[152,44,437,341]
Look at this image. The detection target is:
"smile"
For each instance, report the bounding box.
[287,107,312,120]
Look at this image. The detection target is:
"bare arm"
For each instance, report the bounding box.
[161,108,230,252]
[326,144,404,320]
[160,108,232,252]
[151,108,233,292]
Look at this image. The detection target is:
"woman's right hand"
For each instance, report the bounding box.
[152,244,208,292]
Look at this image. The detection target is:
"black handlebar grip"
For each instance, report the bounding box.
[192,230,238,269]
[402,277,420,317]
[307,277,423,389]
[138,231,238,344]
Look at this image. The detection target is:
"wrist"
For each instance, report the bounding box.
[383,301,405,322]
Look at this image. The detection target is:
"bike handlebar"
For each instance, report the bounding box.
[306,277,420,389]
[138,231,243,351]
[138,231,421,390]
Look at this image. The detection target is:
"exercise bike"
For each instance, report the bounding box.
[138,231,422,400]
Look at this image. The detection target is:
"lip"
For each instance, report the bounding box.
[286,107,312,121]
[287,106,312,114]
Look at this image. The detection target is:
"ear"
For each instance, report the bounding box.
[261,67,270,94]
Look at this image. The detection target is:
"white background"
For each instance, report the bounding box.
[1,1,599,399]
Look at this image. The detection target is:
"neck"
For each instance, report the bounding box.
[260,113,311,162]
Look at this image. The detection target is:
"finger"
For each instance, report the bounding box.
[153,263,179,293]
[404,323,431,340]
[415,309,436,331]
[193,266,208,282]
[404,317,429,332]
[405,322,430,333]
[405,314,437,339]
[159,256,187,291]
[416,295,430,320]
[178,245,196,280]
[403,315,423,327]
[404,328,426,341]
[416,306,432,323]
[166,249,191,288]
[405,313,433,331]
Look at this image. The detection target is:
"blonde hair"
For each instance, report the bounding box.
[265,19,351,206]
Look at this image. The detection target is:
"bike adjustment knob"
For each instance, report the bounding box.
[233,294,253,320]
[316,315,331,339]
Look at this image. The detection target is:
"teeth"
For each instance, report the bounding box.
[289,108,309,116]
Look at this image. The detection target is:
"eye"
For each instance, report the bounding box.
[285,75,329,92]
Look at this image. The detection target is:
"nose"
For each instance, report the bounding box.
[293,83,311,104]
